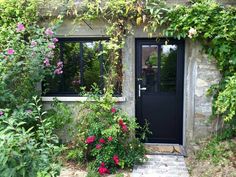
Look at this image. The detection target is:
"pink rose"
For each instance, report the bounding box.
[53,38,59,43]
[111,107,116,113]
[99,138,106,144]
[85,136,96,144]
[45,28,54,36]
[7,49,15,55]
[96,144,102,149]
[122,124,128,132]
[17,23,25,32]
[31,40,37,47]
[48,43,55,49]
[98,163,109,175]
[119,119,124,126]
[43,58,50,67]
[0,111,4,116]
[108,136,113,142]
[113,155,119,165]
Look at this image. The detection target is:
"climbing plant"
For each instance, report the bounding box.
[59,0,236,124]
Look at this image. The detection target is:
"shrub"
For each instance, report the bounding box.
[66,90,147,175]
[0,97,63,177]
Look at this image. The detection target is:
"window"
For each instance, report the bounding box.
[43,38,122,96]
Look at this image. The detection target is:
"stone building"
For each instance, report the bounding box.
[42,0,233,149]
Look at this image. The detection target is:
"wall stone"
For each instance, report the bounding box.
[193,49,221,139]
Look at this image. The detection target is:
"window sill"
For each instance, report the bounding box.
[41,96,126,102]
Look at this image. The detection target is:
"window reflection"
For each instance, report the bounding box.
[142,45,158,92]
[160,45,177,92]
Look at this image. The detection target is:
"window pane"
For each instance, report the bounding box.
[102,42,122,95]
[83,41,101,91]
[63,42,81,93]
[44,42,81,95]
[43,39,122,96]
[142,45,158,93]
[160,45,177,92]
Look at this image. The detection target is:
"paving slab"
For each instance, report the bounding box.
[131,155,189,177]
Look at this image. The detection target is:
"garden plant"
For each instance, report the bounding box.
[0,0,236,176]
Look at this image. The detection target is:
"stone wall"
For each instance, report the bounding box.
[42,18,222,146]
[184,40,221,141]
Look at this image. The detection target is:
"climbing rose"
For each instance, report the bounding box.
[96,144,102,149]
[31,40,37,47]
[7,49,14,55]
[54,61,63,75]
[111,107,116,113]
[57,61,63,68]
[53,38,59,43]
[108,136,113,142]
[99,138,106,144]
[188,27,197,38]
[45,28,54,36]
[48,43,55,49]
[98,162,109,175]
[0,111,4,116]
[16,23,25,32]
[44,58,50,67]
[113,155,119,165]
[86,136,96,144]
[54,68,63,75]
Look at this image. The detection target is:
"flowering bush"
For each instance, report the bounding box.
[66,90,146,175]
[0,1,65,176]
[0,0,62,109]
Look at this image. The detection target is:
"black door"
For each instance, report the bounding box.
[135,39,184,144]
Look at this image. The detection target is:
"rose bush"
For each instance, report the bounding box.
[66,89,147,175]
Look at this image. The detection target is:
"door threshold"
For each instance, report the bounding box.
[144,143,187,157]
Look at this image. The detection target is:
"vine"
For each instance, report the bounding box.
[59,0,236,124]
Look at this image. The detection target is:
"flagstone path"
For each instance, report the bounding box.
[59,155,189,177]
[131,155,189,177]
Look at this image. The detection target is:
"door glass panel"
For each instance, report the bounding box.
[142,45,158,92]
[160,45,177,92]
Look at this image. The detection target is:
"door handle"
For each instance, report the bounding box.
[138,84,147,97]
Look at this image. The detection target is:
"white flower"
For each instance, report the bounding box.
[188,27,197,38]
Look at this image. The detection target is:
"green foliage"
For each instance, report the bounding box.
[161,1,236,123]
[46,99,73,130]
[196,129,236,164]
[0,0,59,109]
[66,89,147,175]
[0,97,63,177]
[71,0,236,125]
[214,74,236,121]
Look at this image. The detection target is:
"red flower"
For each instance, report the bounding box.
[119,119,124,126]
[96,144,102,149]
[111,107,116,113]
[99,138,106,144]
[113,155,119,165]
[108,136,113,142]
[86,136,96,144]
[122,124,128,132]
[98,162,109,175]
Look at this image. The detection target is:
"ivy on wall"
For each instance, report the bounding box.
[3,0,234,123]
[60,0,236,124]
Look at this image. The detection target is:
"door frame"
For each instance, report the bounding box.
[135,38,185,145]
